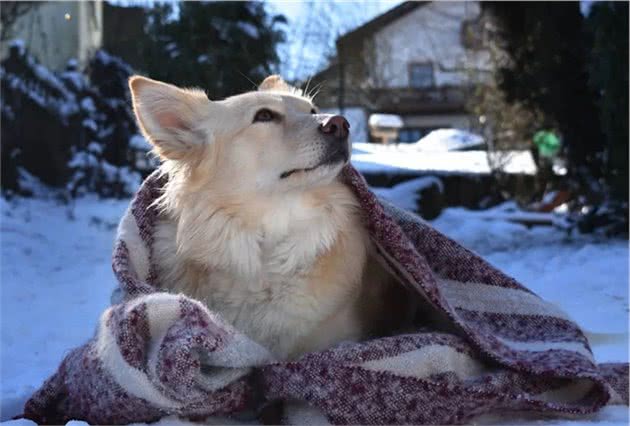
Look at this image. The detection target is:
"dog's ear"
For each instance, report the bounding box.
[258,75,296,93]
[129,76,210,161]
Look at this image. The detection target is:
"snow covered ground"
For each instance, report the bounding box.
[1,196,128,421]
[1,190,628,425]
[352,142,538,175]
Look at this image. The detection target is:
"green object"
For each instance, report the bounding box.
[533,130,561,158]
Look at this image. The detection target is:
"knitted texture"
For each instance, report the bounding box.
[23,166,628,425]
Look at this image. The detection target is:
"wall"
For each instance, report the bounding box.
[403,113,471,129]
[2,1,102,71]
[370,1,490,89]
[77,1,103,68]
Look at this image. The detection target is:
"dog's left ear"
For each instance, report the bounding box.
[129,76,210,161]
[258,75,296,93]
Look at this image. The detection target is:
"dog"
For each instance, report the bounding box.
[129,75,413,360]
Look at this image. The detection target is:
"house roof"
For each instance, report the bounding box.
[337,1,427,46]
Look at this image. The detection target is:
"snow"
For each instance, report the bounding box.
[93,50,134,75]
[87,142,103,155]
[414,128,485,151]
[16,168,53,198]
[236,21,260,39]
[165,42,181,59]
[373,176,443,211]
[3,71,78,118]
[79,97,96,113]
[32,63,74,100]
[68,151,98,169]
[129,134,152,151]
[66,59,78,69]
[368,113,404,129]
[61,71,87,92]
[1,196,129,421]
[9,39,26,56]
[0,189,627,425]
[117,166,143,194]
[352,142,538,175]
[81,118,98,131]
[451,200,557,226]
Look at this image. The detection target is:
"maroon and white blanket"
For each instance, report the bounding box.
[23,166,628,425]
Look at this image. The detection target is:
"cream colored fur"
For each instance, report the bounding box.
[129,75,408,360]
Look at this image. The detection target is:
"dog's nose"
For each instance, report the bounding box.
[319,115,350,140]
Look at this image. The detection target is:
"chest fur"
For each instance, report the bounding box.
[152,189,369,358]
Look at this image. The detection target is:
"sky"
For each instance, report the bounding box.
[267,1,402,80]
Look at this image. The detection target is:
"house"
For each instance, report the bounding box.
[1,1,103,71]
[312,1,491,143]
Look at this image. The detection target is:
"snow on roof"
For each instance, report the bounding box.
[368,113,404,129]
[414,128,485,151]
[351,142,537,175]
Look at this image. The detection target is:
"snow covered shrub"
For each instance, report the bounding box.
[65,50,153,198]
[0,43,152,199]
[1,41,80,196]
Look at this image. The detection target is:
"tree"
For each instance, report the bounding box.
[465,9,547,199]
[139,2,286,99]
[482,2,605,196]
[1,44,146,198]
[279,2,388,83]
[586,2,629,202]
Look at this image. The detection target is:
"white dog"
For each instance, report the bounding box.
[129,75,412,360]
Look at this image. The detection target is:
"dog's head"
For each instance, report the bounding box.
[129,75,350,195]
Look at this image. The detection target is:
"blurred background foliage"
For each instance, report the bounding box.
[0,1,627,234]
[138,1,286,98]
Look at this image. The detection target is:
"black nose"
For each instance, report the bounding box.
[319,115,350,140]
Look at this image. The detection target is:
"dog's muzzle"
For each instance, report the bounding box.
[279,115,350,180]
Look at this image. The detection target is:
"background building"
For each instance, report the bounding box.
[313,1,492,143]
[1,1,103,71]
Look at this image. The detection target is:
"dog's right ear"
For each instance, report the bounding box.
[129,76,210,161]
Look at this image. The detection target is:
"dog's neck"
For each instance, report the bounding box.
[160,177,361,285]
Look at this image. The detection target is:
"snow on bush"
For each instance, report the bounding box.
[372,176,443,212]
[1,43,148,199]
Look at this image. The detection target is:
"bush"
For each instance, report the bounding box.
[0,44,155,199]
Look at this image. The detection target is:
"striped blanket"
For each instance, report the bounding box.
[23,166,628,425]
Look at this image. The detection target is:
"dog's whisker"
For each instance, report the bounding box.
[303,75,313,99]
[307,81,325,101]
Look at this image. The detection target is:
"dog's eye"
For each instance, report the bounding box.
[310,108,317,114]
[253,108,276,123]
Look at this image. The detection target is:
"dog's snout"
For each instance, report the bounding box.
[319,115,350,140]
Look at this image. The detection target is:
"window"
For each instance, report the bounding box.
[409,63,434,89]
